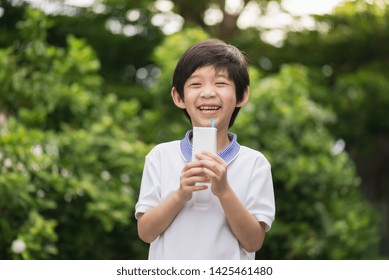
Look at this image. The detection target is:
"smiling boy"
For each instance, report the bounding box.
[135,39,275,260]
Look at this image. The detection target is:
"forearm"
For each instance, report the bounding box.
[137,191,185,243]
[218,185,265,252]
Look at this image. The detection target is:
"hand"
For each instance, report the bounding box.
[177,161,209,202]
[195,151,229,198]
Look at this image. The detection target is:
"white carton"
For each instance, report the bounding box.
[191,126,217,210]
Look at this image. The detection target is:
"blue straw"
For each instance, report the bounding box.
[210,118,215,128]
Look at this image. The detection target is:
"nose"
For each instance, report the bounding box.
[200,87,216,98]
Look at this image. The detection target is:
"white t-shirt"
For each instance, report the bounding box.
[135,131,275,260]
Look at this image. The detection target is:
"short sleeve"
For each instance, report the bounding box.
[135,153,161,220]
[245,158,275,231]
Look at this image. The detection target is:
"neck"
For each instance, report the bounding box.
[216,128,231,152]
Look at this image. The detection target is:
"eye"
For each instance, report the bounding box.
[215,81,228,86]
[189,83,202,87]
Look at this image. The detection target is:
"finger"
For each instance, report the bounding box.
[199,159,221,174]
[193,185,209,191]
[199,150,225,164]
[195,152,211,161]
[182,161,203,172]
[183,176,210,186]
[199,160,228,183]
[183,167,208,178]
[199,165,217,180]
[184,185,208,192]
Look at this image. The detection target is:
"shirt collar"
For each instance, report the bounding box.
[180,130,240,165]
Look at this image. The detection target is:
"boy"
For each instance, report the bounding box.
[135,39,275,260]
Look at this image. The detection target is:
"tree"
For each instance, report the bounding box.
[266,0,389,255]
[0,8,149,259]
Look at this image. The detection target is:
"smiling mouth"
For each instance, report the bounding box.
[198,106,221,112]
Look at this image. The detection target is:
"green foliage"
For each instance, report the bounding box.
[267,0,389,256]
[0,119,58,259]
[234,65,380,259]
[331,67,389,148]
[0,8,149,259]
[0,8,102,131]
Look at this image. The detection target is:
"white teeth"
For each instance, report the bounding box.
[199,106,220,111]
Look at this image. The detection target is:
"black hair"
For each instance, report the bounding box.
[172,39,250,128]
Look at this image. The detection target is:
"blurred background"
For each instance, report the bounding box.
[0,0,388,260]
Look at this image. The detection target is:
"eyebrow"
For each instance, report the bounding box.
[215,73,229,78]
[187,72,229,80]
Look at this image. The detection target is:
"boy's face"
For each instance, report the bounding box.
[172,65,247,131]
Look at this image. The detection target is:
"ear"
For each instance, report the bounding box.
[171,87,186,109]
[236,86,249,107]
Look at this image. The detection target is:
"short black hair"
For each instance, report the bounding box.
[172,39,250,128]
